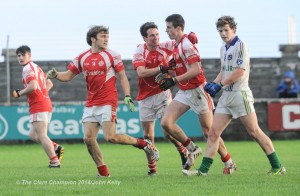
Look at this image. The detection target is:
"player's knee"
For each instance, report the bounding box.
[208,130,219,142]
[84,137,96,145]
[248,130,260,139]
[29,131,37,142]
[161,118,171,131]
[202,129,209,138]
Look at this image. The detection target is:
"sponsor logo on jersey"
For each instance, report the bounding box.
[237,59,243,65]
[98,61,104,66]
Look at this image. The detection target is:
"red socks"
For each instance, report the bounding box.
[182,138,191,147]
[221,153,231,162]
[97,165,109,177]
[135,138,147,149]
[176,144,187,155]
[148,160,156,173]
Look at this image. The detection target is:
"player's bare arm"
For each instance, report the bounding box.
[136,66,161,78]
[212,72,223,83]
[117,70,131,96]
[18,80,38,96]
[220,68,245,86]
[174,62,201,82]
[46,79,53,91]
[46,68,75,82]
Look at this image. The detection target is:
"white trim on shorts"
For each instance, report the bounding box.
[82,105,117,126]
[30,112,52,123]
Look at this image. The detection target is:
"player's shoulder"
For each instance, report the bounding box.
[136,43,144,49]
[22,64,30,72]
[233,36,247,47]
[103,48,122,62]
[158,40,175,49]
[105,48,121,56]
[134,44,145,53]
[76,49,91,59]
[22,61,36,71]
[181,36,193,48]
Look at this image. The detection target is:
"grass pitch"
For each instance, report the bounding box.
[0,140,299,195]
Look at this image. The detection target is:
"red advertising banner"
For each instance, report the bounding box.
[268,102,300,131]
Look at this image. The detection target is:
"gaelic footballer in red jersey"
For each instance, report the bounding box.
[13,45,64,168]
[132,22,188,176]
[46,25,159,177]
[160,14,235,172]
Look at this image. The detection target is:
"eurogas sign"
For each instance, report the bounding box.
[0,105,202,140]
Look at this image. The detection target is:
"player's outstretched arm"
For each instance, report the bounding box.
[47,69,76,82]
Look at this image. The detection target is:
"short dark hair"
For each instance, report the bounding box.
[216,16,237,29]
[140,22,158,37]
[86,25,109,46]
[165,14,185,30]
[16,45,31,55]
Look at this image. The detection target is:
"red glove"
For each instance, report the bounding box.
[187,32,198,44]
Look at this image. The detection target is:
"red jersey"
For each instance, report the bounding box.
[173,34,206,90]
[68,49,124,108]
[132,41,174,100]
[22,61,52,114]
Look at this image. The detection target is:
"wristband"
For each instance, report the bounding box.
[219,82,224,87]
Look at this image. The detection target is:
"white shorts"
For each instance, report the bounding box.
[30,112,52,123]
[174,85,214,115]
[138,90,172,121]
[215,90,255,119]
[82,105,117,126]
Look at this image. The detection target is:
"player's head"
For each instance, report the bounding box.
[16,45,31,66]
[216,16,237,30]
[140,22,159,47]
[87,25,109,49]
[216,16,237,45]
[165,14,185,41]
